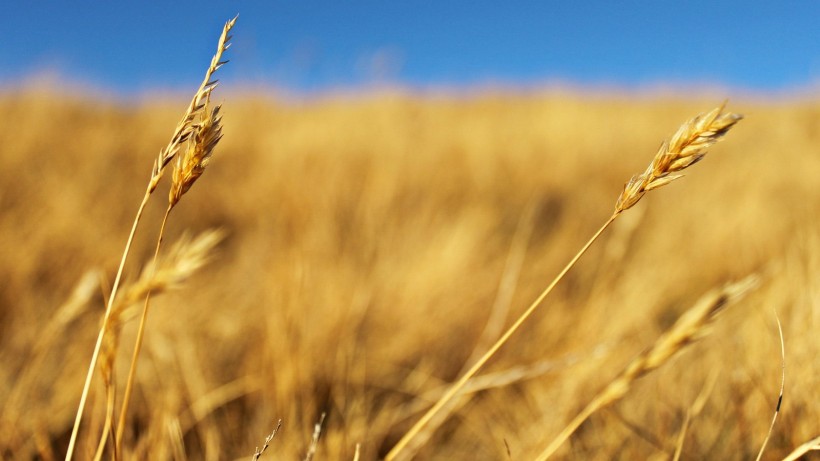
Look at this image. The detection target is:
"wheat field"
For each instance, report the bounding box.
[0,82,819,460]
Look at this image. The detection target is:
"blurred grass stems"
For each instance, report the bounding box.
[114,20,232,455]
[65,16,235,461]
[386,103,743,461]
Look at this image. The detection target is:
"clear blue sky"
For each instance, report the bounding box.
[3,1,819,96]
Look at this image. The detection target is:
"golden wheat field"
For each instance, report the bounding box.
[2,67,820,460]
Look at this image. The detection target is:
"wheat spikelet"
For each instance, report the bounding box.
[615,103,742,213]
[169,101,223,208]
[99,230,224,380]
[109,230,224,325]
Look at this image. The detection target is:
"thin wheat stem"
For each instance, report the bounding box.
[386,214,618,461]
[91,378,117,461]
[114,205,173,454]
[755,312,785,461]
[65,187,151,461]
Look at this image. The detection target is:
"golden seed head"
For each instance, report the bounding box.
[169,102,224,207]
[615,103,742,214]
[148,16,235,193]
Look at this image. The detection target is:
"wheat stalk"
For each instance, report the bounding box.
[114,21,232,454]
[385,104,742,461]
[65,16,236,461]
[115,93,226,454]
[755,312,786,461]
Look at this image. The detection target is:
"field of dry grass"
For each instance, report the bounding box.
[0,84,818,460]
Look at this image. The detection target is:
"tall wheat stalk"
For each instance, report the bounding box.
[65,16,236,461]
[386,103,743,460]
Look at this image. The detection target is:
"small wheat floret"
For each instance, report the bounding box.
[169,103,224,208]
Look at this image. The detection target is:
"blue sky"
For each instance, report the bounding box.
[3,2,819,96]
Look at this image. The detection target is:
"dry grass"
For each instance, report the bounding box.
[0,79,818,460]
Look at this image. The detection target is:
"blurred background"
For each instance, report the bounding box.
[1,2,819,460]
[3,1,819,97]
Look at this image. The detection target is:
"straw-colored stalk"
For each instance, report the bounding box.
[535,275,758,460]
[386,104,742,461]
[754,312,785,461]
[782,435,820,461]
[66,16,235,461]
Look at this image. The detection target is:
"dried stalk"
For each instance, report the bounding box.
[66,16,235,461]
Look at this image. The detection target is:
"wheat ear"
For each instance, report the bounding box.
[65,16,235,461]
[92,230,222,461]
[535,275,758,460]
[114,21,232,453]
[385,104,742,461]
